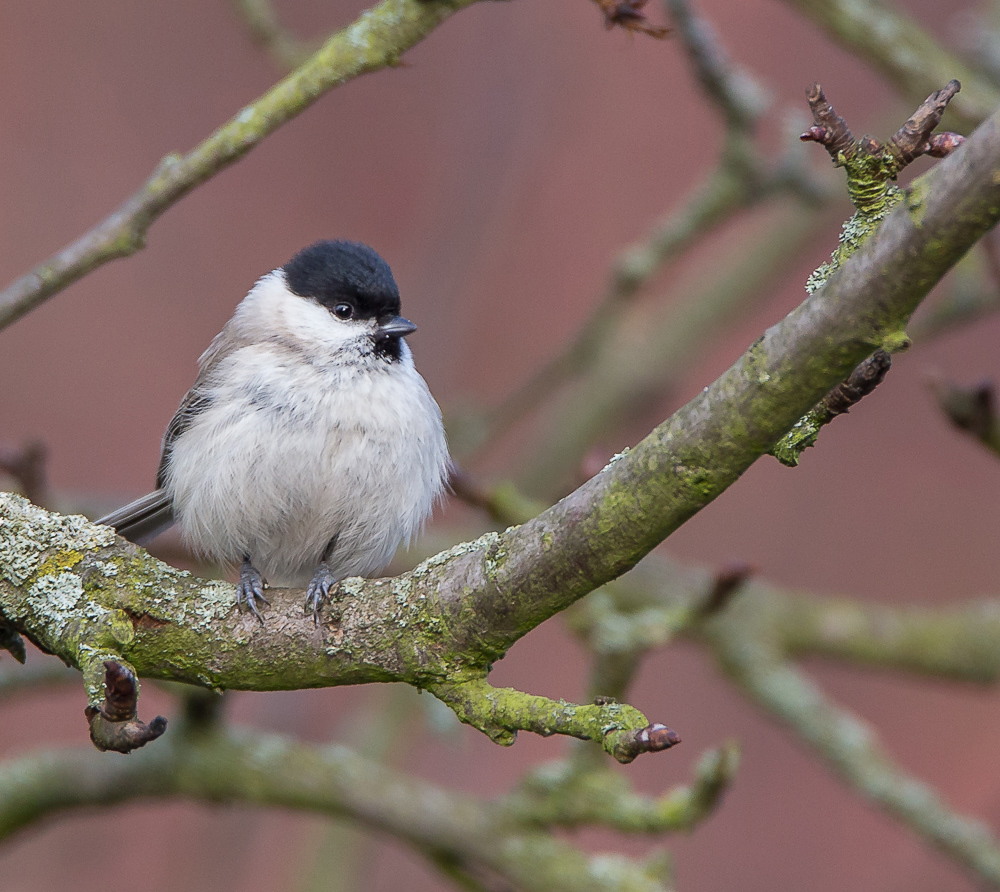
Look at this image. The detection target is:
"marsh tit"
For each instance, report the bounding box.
[99,240,450,622]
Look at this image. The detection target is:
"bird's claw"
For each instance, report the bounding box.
[238,558,269,624]
[306,561,337,626]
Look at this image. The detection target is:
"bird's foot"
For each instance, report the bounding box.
[237,557,269,623]
[306,561,338,625]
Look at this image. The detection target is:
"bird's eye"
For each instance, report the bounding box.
[333,303,354,320]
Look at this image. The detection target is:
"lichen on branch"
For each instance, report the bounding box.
[429,679,680,763]
[802,80,964,294]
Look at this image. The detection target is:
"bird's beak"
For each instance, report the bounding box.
[375,316,418,339]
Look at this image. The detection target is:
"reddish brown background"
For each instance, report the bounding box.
[2,1,999,889]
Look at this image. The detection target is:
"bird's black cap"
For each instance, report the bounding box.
[283,240,401,319]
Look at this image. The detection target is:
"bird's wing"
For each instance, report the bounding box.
[155,388,213,489]
[100,315,252,543]
[96,489,174,543]
[154,315,253,488]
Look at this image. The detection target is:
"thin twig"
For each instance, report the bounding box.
[665,0,769,130]
[0,0,482,331]
[232,0,317,70]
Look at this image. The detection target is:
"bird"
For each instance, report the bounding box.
[98,240,450,623]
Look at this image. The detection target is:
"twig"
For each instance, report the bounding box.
[801,80,965,175]
[771,348,892,467]
[802,81,964,222]
[458,156,777,457]
[572,554,1000,881]
[518,205,824,497]
[85,660,167,753]
[504,740,740,831]
[665,0,769,130]
[0,0,483,331]
[706,626,1000,886]
[232,0,316,70]
[591,0,670,37]
[802,82,964,301]
[889,80,966,166]
[455,3,823,461]
[429,679,680,763]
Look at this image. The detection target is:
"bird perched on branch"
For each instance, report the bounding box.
[99,240,450,622]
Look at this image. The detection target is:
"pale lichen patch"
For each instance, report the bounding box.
[411,532,499,576]
[0,493,116,586]
[26,572,85,635]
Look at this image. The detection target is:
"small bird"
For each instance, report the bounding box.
[99,240,450,622]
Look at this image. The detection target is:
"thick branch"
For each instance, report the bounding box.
[3,104,1000,747]
[0,0,481,331]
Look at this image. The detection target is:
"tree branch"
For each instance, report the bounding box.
[232,0,317,70]
[0,725,680,892]
[568,553,1000,883]
[505,741,739,831]
[0,0,483,331]
[780,0,999,129]
[3,100,1000,749]
[430,680,680,762]
[705,618,1000,886]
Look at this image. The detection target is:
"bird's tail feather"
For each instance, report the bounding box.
[97,490,174,544]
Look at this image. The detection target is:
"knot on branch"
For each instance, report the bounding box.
[822,348,892,416]
[85,660,167,753]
